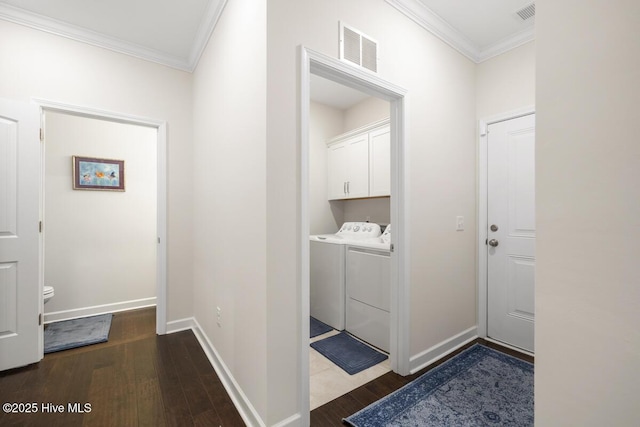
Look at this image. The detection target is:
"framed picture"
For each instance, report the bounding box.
[72,156,125,191]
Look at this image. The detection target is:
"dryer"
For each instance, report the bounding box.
[346,225,392,352]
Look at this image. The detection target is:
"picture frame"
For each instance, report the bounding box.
[72,156,125,191]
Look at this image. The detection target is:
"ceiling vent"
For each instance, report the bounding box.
[339,22,378,73]
[515,3,536,21]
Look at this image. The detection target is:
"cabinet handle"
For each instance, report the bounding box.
[344,182,346,194]
[347,181,350,194]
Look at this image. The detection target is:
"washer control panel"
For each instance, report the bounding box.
[336,222,382,239]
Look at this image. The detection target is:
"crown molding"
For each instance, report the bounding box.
[386,0,535,63]
[187,0,228,72]
[0,1,227,72]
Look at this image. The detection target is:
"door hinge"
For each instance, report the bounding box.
[39,313,42,326]
[390,243,395,253]
[39,128,44,141]
[39,221,43,233]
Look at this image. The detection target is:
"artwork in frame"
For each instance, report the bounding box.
[72,156,125,191]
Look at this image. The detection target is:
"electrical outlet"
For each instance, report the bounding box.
[456,216,464,231]
[216,306,222,327]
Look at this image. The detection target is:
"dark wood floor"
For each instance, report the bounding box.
[310,338,534,426]
[1,308,533,427]
[0,308,244,427]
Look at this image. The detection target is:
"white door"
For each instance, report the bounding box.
[0,99,42,371]
[327,141,348,200]
[487,113,535,353]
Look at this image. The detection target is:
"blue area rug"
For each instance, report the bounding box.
[311,331,388,375]
[310,316,333,338]
[344,344,533,426]
[44,313,113,354]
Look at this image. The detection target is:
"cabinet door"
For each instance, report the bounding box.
[369,126,390,197]
[327,141,347,200]
[344,133,369,198]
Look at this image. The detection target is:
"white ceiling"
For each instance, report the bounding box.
[310,74,372,110]
[0,0,227,72]
[0,0,535,71]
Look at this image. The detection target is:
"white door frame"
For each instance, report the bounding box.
[299,46,410,421]
[477,106,534,346]
[34,98,168,335]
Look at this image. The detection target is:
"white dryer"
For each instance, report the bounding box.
[310,222,381,330]
[346,225,392,352]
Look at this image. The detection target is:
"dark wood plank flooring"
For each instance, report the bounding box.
[1,308,533,427]
[311,338,534,426]
[0,308,244,427]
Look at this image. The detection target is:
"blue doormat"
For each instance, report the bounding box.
[44,313,113,354]
[311,331,388,375]
[344,344,534,426]
[310,316,333,338]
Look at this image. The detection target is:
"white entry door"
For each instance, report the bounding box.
[0,99,42,371]
[487,113,535,353]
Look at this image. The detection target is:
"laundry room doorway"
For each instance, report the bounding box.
[39,101,167,335]
[299,47,409,421]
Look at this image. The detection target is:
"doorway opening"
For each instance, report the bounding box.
[299,47,409,421]
[37,100,168,339]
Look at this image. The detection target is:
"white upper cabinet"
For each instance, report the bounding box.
[369,126,391,197]
[327,119,390,200]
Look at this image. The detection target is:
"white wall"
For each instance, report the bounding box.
[536,0,640,424]
[343,198,390,225]
[343,96,390,132]
[267,0,476,423]
[44,112,156,317]
[0,20,194,323]
[309,101,344,234]
[476,41,535,119]
[192,0,268,423]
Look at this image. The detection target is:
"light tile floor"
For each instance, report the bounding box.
[310,330,391,410]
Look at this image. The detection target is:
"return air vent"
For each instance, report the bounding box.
[339,22,378,73]
[515,3,536,21]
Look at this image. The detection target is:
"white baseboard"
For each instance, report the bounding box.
[43,297,156,324]
[409,326,478,374]
[165,317,196,334]
[272,413,302,427]
[190,318,266,427]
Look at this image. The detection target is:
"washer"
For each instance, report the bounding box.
[346,225,392,352]
[310,222,381,330]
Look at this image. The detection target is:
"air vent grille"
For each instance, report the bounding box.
[343,26,361,65]
[516,3,536,21]
[339,22,378,73]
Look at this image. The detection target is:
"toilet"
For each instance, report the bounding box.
[43,286,55,304]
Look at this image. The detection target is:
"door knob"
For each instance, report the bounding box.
[488,239,499,247]
[490,224,499,232]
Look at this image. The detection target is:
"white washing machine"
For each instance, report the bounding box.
[346,225,392,352]
[310,222,382,330]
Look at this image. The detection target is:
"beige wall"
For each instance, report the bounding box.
[476,41,535,119]
[343,96,390,132]
[44,112,156,316]
[0,20,194,322]
[192,0,268,421]
[309,101,344,234]
[536,0,640,424]
[268,0,476,423]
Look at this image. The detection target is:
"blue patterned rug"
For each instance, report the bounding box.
[310,316,333,338]
[311,331,388,375]
[344,344,533,426]
[44,313,113,354]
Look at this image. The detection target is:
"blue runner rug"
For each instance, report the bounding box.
[310,316,333,338]
[344,344,533,426]
[311,331,388,375]
[44,313,113,354]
